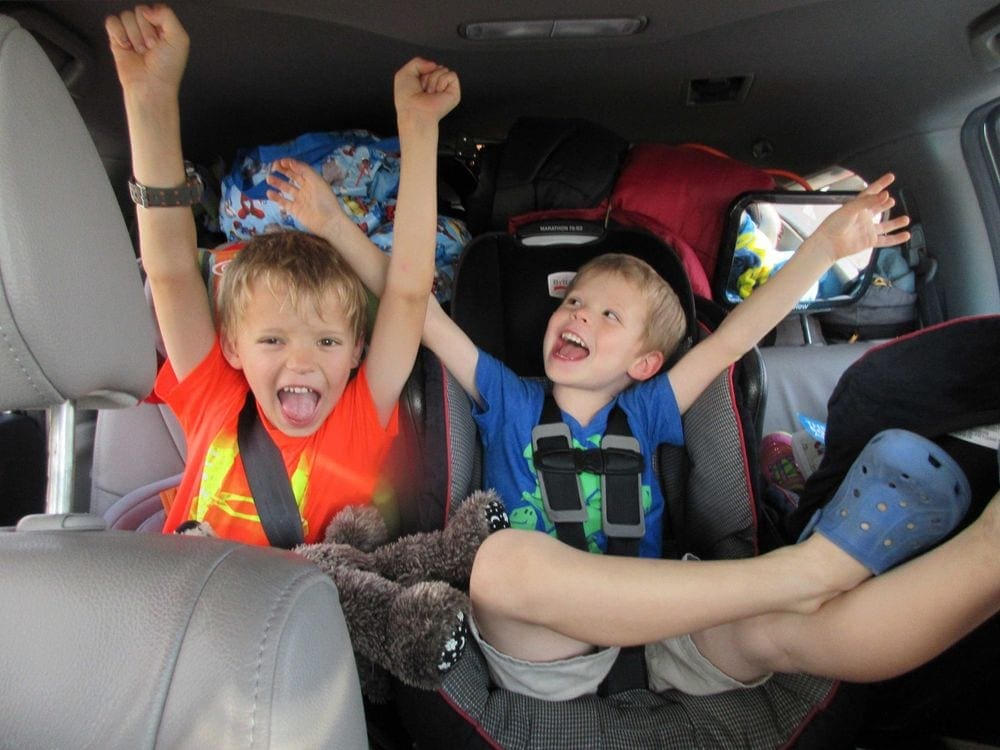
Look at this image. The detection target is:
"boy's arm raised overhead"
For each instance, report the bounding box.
[268,60,476,420]
[267,57,461,422]
[364,58,460,424]
[267,58,464,420]
[668,173,911,414]
[106,5,215,382]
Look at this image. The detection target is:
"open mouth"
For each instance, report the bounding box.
[551,331,590,361]
[277,386,321,426]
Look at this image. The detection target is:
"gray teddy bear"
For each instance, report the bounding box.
[294,490,510,700]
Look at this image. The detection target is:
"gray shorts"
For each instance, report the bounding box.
[469,615,770,701]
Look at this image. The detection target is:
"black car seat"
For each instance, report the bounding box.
[389,220,858,749]
[0,15,368,748]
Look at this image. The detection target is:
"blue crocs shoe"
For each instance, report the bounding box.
[800,429,971,575]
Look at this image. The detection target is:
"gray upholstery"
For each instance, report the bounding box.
[91,402,187,518]
[0,15,368,749]
[759,341,878,436]
[91,275,187,517]
[0,16,155,411]
[0,525,367,749]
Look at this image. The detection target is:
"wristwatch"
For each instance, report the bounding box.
[128,162,204,208]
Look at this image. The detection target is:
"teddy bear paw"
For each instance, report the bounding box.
[446,489,510,542]
[324,503,389,551]
[437,610,469,673]
[175,520,217,537]
[386,581,470,690]
[482,498,511,533]
[294,541,376,575]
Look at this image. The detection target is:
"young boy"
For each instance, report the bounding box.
[269,157,1000,698]
[106,5,460,545]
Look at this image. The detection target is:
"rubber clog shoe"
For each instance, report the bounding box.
[800,429,970,575]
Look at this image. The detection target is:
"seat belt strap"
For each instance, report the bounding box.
[532,397,589,551]
[603,407,644,557]
[657,443,689,560]
[237,392,305,549]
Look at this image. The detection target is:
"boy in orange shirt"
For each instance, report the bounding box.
[107,4,460,544]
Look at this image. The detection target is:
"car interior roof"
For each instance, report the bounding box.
[14,0,1000,182]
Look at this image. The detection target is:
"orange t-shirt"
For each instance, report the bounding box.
[155,341,399,545]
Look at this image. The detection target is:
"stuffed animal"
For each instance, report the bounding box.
[294,490,510,700]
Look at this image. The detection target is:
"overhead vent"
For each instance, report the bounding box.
[685,75,753,106]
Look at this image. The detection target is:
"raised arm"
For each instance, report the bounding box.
[267,61,483,416]
[106,5,215,381]
[668,173,911,414]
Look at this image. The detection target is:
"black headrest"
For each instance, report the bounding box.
[450,220,697,378]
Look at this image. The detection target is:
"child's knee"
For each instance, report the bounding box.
[470,528,532,614]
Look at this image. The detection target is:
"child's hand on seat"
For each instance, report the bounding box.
[811,173,912,262]
[393,57,461,129]
[266,158,351,239]
[105,4,189,98]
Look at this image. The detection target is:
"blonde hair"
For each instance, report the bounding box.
[567,253,687,359]
[217,232,368,343]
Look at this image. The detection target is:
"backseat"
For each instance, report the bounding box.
[760,339,880,436]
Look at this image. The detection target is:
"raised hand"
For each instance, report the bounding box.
[266,158,348,237]
[105,4,189,97]
[393,57,461,127]
[813,173,912,262]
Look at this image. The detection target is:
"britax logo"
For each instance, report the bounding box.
[547,271,576,298]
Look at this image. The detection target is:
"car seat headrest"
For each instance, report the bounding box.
[450,222,696,378]
[0,16,155,410]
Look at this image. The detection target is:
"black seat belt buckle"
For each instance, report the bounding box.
[532,423,588,523]
[600,434,645,539]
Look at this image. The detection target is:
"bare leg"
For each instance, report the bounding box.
[695,491,1000,684]
[470,524,871,661]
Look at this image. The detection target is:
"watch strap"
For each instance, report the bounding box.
[128,164,203,208]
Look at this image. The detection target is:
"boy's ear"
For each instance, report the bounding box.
[221,335,243,370]
[627,350,664,382]
[350,338,364,368]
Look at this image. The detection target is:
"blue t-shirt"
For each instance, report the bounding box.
[473,350,684,558]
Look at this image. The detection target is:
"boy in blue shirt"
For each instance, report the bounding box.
[272,164,1000,700]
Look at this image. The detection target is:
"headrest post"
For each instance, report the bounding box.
[45,400,76,514]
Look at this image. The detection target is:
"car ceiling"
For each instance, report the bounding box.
[10,0,1000,179]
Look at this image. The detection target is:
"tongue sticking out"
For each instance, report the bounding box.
[553,337,589,361]
[278,388,320,426]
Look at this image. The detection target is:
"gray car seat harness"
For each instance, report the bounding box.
[236,391,305,549]
[531,393,646,557]
[531,392,649,692]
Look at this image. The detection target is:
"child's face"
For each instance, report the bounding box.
[221,279,363,437]
[543,272,658,396]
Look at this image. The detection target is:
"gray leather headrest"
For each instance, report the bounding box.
[0,16,155,410]
[0,526,367,749]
